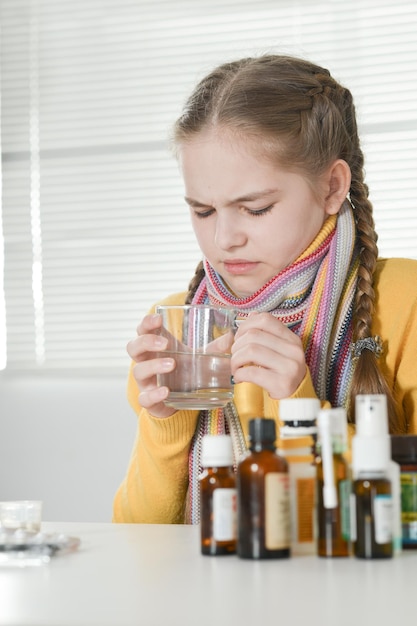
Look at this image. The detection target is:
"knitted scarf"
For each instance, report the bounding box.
[187,200,359,523]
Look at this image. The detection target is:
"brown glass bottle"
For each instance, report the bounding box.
[200,435,237,556]
[391,435,417,549]
[316,452,350,557]
[237,418,290,559]
[352,476,393,559]
[352,395,393,559]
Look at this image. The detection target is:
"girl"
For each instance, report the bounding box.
[113,55,417,524]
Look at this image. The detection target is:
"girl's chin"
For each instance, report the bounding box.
[222,278,261,299]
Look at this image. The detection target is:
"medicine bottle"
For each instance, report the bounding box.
[316,408,350,557]
[278,435,316,555]
[391,434,417,549]
[237,417,290,559]
[351,395,393,559]
[278,397,320,555]
[199,434,237,556]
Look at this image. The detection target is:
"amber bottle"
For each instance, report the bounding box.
[199,434,237,556]
[391,435,417,549]
[237,418,290,559]
[351,395,393,559]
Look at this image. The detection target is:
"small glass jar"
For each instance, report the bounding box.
[391,435,417,550]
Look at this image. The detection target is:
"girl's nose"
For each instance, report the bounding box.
[214,212,247,250]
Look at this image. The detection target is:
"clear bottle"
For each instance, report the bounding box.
[199,434,237,556]
[351,395,393,559]
[316,408,350,557]
[237,418,290,559]
[278,398,320,555]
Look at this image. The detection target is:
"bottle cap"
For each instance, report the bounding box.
[201,435,234,467]
[249,417,276,444]
[279,398,320,438]
[355,394,388,437]
[352,436,391,476]
[391,435,417,464]
[279,398,320,422]
[353,394,390,476]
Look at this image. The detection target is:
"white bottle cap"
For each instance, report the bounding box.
[279,398,320,438]
[352,436,391,477]
[279,398,320,421]
[201,435,234,467]
[355,394,388,437]
[353,394,390,477]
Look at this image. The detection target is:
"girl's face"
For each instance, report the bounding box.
[179,129,336,298]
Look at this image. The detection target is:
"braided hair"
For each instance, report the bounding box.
[173,55,398,430]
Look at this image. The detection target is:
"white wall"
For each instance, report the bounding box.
[0,375,137,522]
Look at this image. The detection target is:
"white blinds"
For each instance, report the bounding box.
[1,0,417,373]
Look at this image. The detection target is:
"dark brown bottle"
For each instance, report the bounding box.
[351,395,393,559]
[391,435,417,549]
[237,418,290,559]
[352,476,393,559]
[199,435,237,556]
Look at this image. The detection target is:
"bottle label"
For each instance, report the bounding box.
[213,488,237,541]
[374,494,393,544]
[339,479,351,540]
[296,477,315,543]
[265,473,291,550]
[349,493,358,542]
[400,472,417,523]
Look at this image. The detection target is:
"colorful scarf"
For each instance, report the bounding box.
[187,200,359,523]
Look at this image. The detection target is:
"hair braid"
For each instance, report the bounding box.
[185,260,205,304]
[348,149,399,431]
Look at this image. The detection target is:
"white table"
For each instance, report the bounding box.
[0,521,415,626]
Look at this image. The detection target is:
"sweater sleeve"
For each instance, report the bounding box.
[113,363,199,523]
[113,292,200,524]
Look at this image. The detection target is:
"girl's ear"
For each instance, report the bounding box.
[323,159,352,215]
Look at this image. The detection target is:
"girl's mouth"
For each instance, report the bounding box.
[223,260,258,275]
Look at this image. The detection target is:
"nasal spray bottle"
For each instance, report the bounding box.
[351,394,401,558]
[316,408,350,557]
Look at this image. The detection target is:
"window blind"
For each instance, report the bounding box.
[1,0,417,373]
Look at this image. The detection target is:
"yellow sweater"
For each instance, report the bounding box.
[113,258,417,524]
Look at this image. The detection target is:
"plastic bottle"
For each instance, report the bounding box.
[199,434,237,556]
[351,395,394,559]
[237,418,290,559]
[278,398,320,555]
[391,434,417,549]
[316,408,350,557]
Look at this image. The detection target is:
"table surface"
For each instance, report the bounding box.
[0,521,415,626]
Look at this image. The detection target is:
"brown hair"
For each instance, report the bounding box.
[174,55,398,430]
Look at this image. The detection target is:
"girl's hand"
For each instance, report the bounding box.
[126,314,177,418]
[230,312,306,399]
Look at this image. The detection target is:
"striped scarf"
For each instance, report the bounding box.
[187,200,359,523]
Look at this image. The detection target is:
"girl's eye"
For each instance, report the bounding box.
[246,205,273,216]
[194,208,215,219]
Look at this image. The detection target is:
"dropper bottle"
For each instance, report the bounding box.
[351,394,393,559]
[316,407,350,557]
[199,434,237,556]
[237,418,290,559]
